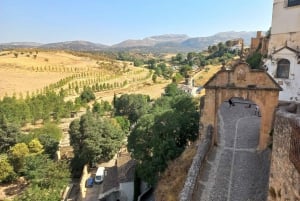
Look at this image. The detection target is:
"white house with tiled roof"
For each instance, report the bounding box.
[264,0,300,101]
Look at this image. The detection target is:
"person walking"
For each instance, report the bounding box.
[255,105,261,116]
[228,98,235,108]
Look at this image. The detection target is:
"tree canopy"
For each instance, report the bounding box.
[114,94,150,124]
[0,116,20,153]
[127,84,199,185]
[69,112,126,171]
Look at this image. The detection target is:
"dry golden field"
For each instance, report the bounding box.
[0,50,168,100]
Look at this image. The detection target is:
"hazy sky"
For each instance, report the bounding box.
[0,0,273,45]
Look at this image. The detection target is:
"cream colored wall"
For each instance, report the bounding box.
[268,32,300,52]
[272,0,300,34]
[269,0,300,51]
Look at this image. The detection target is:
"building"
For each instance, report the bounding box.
[249,31,269,55]
[98,150,136,201]
[264,0,300,102]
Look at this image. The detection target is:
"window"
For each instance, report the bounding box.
[288,0,300,7]
[276,59,290,78]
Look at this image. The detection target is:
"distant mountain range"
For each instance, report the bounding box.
[0,31,258,53]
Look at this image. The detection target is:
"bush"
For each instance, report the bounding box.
[0,158,16,183]
[246,52,262,69]
[80,87,95,104]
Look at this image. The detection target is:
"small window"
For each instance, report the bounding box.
[288,0,300,7]
[276,59,290,78]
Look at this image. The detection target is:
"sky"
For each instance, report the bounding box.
[0,0,273,45]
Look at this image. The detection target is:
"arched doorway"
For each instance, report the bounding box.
[194,97,270,201]
[201,62,282,150]
[218,98,261,149]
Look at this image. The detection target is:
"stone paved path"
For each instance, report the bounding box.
[193,100,271,201]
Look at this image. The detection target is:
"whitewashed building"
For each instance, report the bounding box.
[264,0,300,101]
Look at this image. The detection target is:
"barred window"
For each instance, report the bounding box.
[288,0,300,7]
[276,59,290,79]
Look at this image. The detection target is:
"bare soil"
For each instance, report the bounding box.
[0,178,28,201]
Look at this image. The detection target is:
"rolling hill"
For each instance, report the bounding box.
[0,31,258,52]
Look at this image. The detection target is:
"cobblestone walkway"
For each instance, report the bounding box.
[193,100,271,201]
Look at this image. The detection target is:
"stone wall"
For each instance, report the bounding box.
[268,108,300,201]
[179,125,213,201]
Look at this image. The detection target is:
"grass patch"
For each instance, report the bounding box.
[155,141,197,200]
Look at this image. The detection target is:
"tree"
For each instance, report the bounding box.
[246,52,262,69]
[28,138,43,154]
[69,112,125,168]
[8,143,29,172]
[179,65,192,78]
[92,102,102,115]
[114,116,130,134]
[147,59,156,69]
[225,40,234,47]
[164,83,182,97]
[152,74,157,83]
[80,87,95,104]
[19,154,70,201]
[17,124,61,159]
[0,116,20,153]
[38,134,59,159]
[172,73,183,84]
[175,53,184,63]
[127,85,199,185]
[114,94,150,124]
[0,158,15,182]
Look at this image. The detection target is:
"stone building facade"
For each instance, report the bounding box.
[264,0,300,102]
[250,31,269,55]
[268,105,300,201]
[201,62,281,150]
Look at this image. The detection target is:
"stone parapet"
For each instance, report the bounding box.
[179,125,213,201]
[268,108,300,201]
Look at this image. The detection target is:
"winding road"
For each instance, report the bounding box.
[193,100,270,201]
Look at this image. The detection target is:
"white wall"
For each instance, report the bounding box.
[264,0,300,102]
[265,48,300,101]
[120,182,134,201]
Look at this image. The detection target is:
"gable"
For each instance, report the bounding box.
[204,62,282,91]
[273,46,299,56]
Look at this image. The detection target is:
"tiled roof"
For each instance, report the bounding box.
[102,166,119,193]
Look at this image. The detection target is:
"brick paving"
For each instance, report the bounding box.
[193,100,270,201]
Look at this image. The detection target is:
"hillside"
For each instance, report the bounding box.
[0,31,257,53]
[0,50,166,99]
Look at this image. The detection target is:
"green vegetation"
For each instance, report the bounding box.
[78,86,96,104]
[0,157,16,182]
[0,91,77,125]
[246,52,263,69]
[127,83,199,185]
[0,116,20,153]
[17,123,62,159]
[16,155,70,201]
[114,40,238,83]
[0,45,236,198]
[0,90,74,199]
[114,94,150,124]
[0,119,70,200]
[69,112,126,175]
